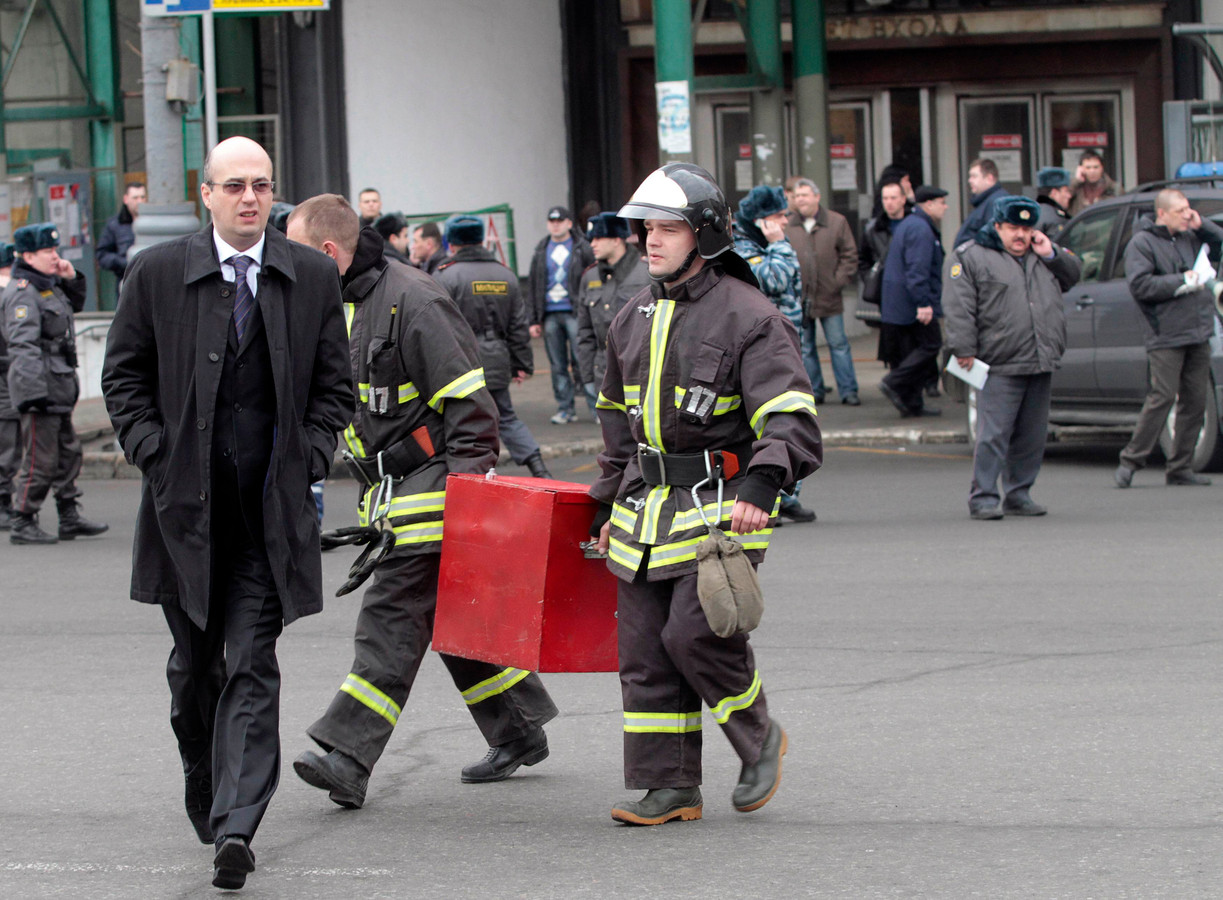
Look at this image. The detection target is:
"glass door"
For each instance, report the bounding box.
[714,104,752,210]
[828,101,872,239]
[958,96,1036,215]
[1044,93,1121,183]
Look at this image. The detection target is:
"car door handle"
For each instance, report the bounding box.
[1074,295,1094,309]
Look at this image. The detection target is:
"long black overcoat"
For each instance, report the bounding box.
[102,227,353,628]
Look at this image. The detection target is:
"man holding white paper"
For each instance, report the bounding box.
[943,196,1080,520]
[1114,189,1222,488]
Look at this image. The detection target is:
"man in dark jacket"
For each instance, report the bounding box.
[953,158,1009,248]
[286,197,556,812]
[1035,168,1073,241]
[591,163,822,827]
[0,241,19,530]
[2,225,107,544]
[944,196,1081,519]
[1114,189,1222,488]
[372,212,412,265]
[410,221,447,275]
[435,215,551,478]
[95,182,146,299]
[102,137,353,890]
[857,178,908,321]
[879,186,948,418]
[527,206,595,424]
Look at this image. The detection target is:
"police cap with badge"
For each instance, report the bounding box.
[992,195,1042,225]
[13,222,60,254]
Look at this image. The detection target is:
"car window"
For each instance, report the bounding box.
[1058,209,1120,284]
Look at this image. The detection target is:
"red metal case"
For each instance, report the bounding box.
[433,473,619,672]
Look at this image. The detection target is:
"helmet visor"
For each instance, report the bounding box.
[616,202,686,222]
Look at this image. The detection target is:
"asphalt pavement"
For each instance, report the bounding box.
[2,431,1221,898]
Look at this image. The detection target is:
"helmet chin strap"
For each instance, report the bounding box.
[650,245,701,290]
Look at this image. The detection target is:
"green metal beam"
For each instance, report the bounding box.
[1,0,41,91]
[85,0,120,310]
[42,0,101,107]
[653,0,694,164]
[2,103,108,122]
[692,74,771,94]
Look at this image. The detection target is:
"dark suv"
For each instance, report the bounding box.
[961,179,1223,471]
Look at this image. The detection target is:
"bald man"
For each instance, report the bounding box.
[102,136,353,890]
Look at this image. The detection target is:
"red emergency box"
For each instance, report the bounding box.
[433,473,619,672]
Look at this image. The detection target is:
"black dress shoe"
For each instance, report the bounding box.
[878,380,910,416]
[909,407,942,417]
[184,771,214,845]
[212,835,256,890]
[611,787,703,825]
[1167,470,1212,486]
[461,728,548,783]
[733,720,787,812]
[293,749,369,809]
[778,502,816,523]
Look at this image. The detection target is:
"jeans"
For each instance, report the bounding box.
[800,313,858,399]
[543,311,596,416]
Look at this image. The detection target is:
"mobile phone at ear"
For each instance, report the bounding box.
[755,219,766,230]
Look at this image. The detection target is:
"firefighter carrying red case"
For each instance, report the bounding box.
[433,473,619,672]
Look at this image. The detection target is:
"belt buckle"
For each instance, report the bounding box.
[637,443,665,485]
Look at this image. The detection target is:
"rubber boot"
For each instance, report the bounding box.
[57,499,109,540]
[525,452,552,479]
[10,511,58,545]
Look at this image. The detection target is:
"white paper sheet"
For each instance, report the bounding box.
[945,356,990,391]
[1193,244,1216,283]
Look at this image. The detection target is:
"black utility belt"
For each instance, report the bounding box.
[636,442,751,488]
[345,425,437,485]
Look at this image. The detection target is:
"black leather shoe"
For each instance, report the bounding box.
[841,393,861,406]
[56,501,108,539]
[611,787,703,825]
[461,728,548,783]
[1114,465,1134,489]
[525,452,553,480]
[969,505,1004,521]
[733,720,787,812]
[212,835,256,890]
[910,407,942,417]
[1003,500,1047,517]
[778,502,816,523]
[9,512,56,544]
[878,380,910,416]
[812,392,826,405]
[293,749,369,809]
[1167,470,1212,486]
[184,770,214,845]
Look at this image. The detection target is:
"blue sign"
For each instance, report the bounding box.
[144,0,212,14]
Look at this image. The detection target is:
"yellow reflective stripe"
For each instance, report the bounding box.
[398,382,419,404]
[359,490,447,526]
[597,392,626,412]
[624,384,641,406]
[749,390,819,437]
[428,367,485,411]
[610,502,638,533]
[623,711,702,733]
[343,301,357,336]
[343,423,365,457]
[390,521,445,545]
[646,528,773,570]
[674,387,742,415]
[638,485,669,545]
[358,382,370,403]
[642,301,674,449]
[462,667,531,706]
[608,535,644,571]
[669,499,736,534]
[340,673,401,726]
[711,670,762,724]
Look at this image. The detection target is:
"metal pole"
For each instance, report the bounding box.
[131,11,200,257]
[653,0,694,165]
[748,0,785,186]
[202,11,219,152]
[792,0,831,195]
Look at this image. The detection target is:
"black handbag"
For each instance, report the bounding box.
[860,259,884,304]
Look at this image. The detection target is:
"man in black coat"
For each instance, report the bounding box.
[102,137,353,891]
[953,158,1009,248]
[95,182,146,300]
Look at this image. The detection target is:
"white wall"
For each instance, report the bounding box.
[342,0,568,274]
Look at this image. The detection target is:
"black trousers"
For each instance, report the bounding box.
[11,411,81,513]
[163,516,283,842]
[617,568,769,790]
[308,552,557,773]
[0,417,19,499]
[881,320,942,413]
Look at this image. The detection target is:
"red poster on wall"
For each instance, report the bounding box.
[1067,132,1108,148]
[982,134,1023,150]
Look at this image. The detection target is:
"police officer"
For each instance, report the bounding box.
[434,215,552,478]
[0,242,18,529]
[574,212,649,405]
[285,197,557,809]
[2,224,107,544]
[590,164,823,825]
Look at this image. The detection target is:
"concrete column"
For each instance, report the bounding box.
[792,0,831,194]
[653,0,694,165]
[748,0,785,186]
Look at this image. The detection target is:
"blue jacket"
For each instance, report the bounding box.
[953,183,1008,248]
[880,206,944,324]
[732,220,803,332]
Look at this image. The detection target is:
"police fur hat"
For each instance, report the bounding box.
[735,185,788,224]
[269,202,296,234]
[0,242,14,269]
[585,212,631,240]
[14,223,60,254]
[1037,167,1071,189]
[992,195,1041,226]
[445,214,485,246]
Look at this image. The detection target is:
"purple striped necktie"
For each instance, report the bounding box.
[230,255,255,340]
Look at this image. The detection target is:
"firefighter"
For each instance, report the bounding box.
[284,196,557,809]
[590,164,823,825]
[2,224,107,544]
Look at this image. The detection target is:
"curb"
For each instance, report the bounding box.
[79,429,970,480]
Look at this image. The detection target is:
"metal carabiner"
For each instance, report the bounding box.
[690,451,724,532]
